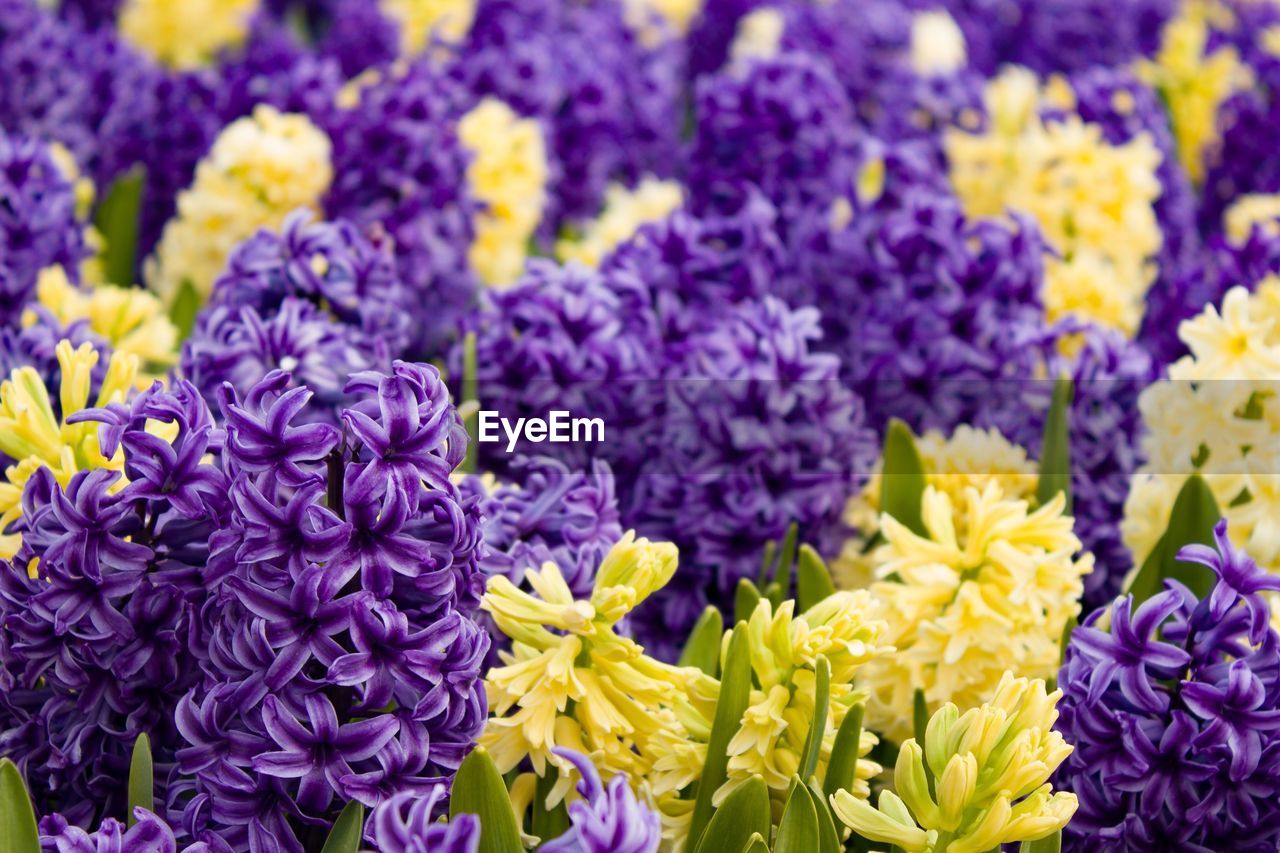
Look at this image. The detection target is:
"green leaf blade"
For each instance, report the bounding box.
[823,702,865,800]
[798,657,830,782]
[95,166,146,287]
[679,606,725,676]
[1036,376,1074,512]
[688,623,753,847]
[450,747,522,853]
[734,578,762,623]
[796,544,836,612]
[127,732,154,825]
[691,775,771,853]
[319,799,365,853]
[881,419,928,536]
[0,758,40,853]
[1125,474,1221,605]
[1021,828,1063,853]
[773,777,820,853]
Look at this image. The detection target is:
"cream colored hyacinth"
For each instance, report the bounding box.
[29,267,178,379]
[119,0,258,69]
[556,178,684,269]
[712,593,885,806]
[147,106,333,309]
[624,0,703,38]
[1224,193,1280,245]
[858,482,1090,744]
[946,67,1163,341]
[1138,1,1250,185]
[836,426,1039,589]
[381,0,477,54]
[831,674,1077,853]
[1124,281,1280,576]
[910,10,967,76]
[481,532,716,809]
[730,7,785,62]
[459,98,549,287]
[0,341,139,561]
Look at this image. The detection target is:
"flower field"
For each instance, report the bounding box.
[0,0,1279,851]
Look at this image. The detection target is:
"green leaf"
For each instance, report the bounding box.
[462,332,479,474]
[798,656,830,782]
[530,766,569,843]
[688,623,753,847]
[756,540,777,587]
[1125,474,1221,605]
[127,733,154,825]
[741,833,770,853]
[450,747,522,853]
[319,799,365,853]
[1036,377,1074,513]
[679,606,725,676]
[735,578,762,623]
[881,419,928,536]
[1020,829,1063,853]
[796,544,836,613]
[691,775,771,853]
[913,689,934,797]
[822,702,865,800]
[95,166,146,287]
[0,759,39,853]
[169,279,201,341]
[805,780,842,853]
[773,777,820,853]
[774,522,800,593]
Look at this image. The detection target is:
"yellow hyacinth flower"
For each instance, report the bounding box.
[1138,2,1250,184]
[1124,281,1280,580]
[713,592,887,807]
[28,267,177,381]
[557,178,684,269]
[946,68,1163,341]
[0,341,139,560]
[148,106,333,310]
[858,482,1090,744]
[481,532,714,808]
[910,10,967,76]
[458,98,549,287]
[1224,193,1280,245]
[119,0,259,69]
[381,0,477,54]
[837,426,1038,589]
[730,7,785,62]
[831,674,1077,853]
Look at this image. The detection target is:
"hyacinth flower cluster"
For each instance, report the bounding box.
[832,673,1078,852]
[481,530,888,846]
[1056,521,1280,849]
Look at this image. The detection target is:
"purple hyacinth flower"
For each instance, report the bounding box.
[218,371,341,489]
[40,807,229,853]
[1178,519,1280,643]
[368,785,479,853]
[253,693,400,813]
[1182,660,1280,782]
[542,749,661,853]
[1069,589,1192,713]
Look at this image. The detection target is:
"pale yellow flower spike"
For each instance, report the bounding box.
[858,481,1090,744]
[148,106,333,310]
[1138,1,1251,185]
[945,67,1163,342]
[29,267,178,382]
[831,674,1077,853]
[1123,279,1280,588]
[381,0,477,54]
[458,98,549,287]
[557,179,684,269]
[120,0,259,69]
[0,341,140,560]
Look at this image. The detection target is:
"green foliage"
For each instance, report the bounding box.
[688,623,752,847]
[881,419,928,536]
[823,702,865,800]
[679,606,725,676]
[319,800,365,853]
[127,733,154,826]
[734,578,762,624]
[773,779,820,853]
[450,747,522,853]
[1125,474,1221,604]
[169,279,201,341]
[1036,377,1074,513]
[691,775,771,853]
[95,166,146,287]
[795,545,836,613]
[797,657,830,782]
[0,758,39,853]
